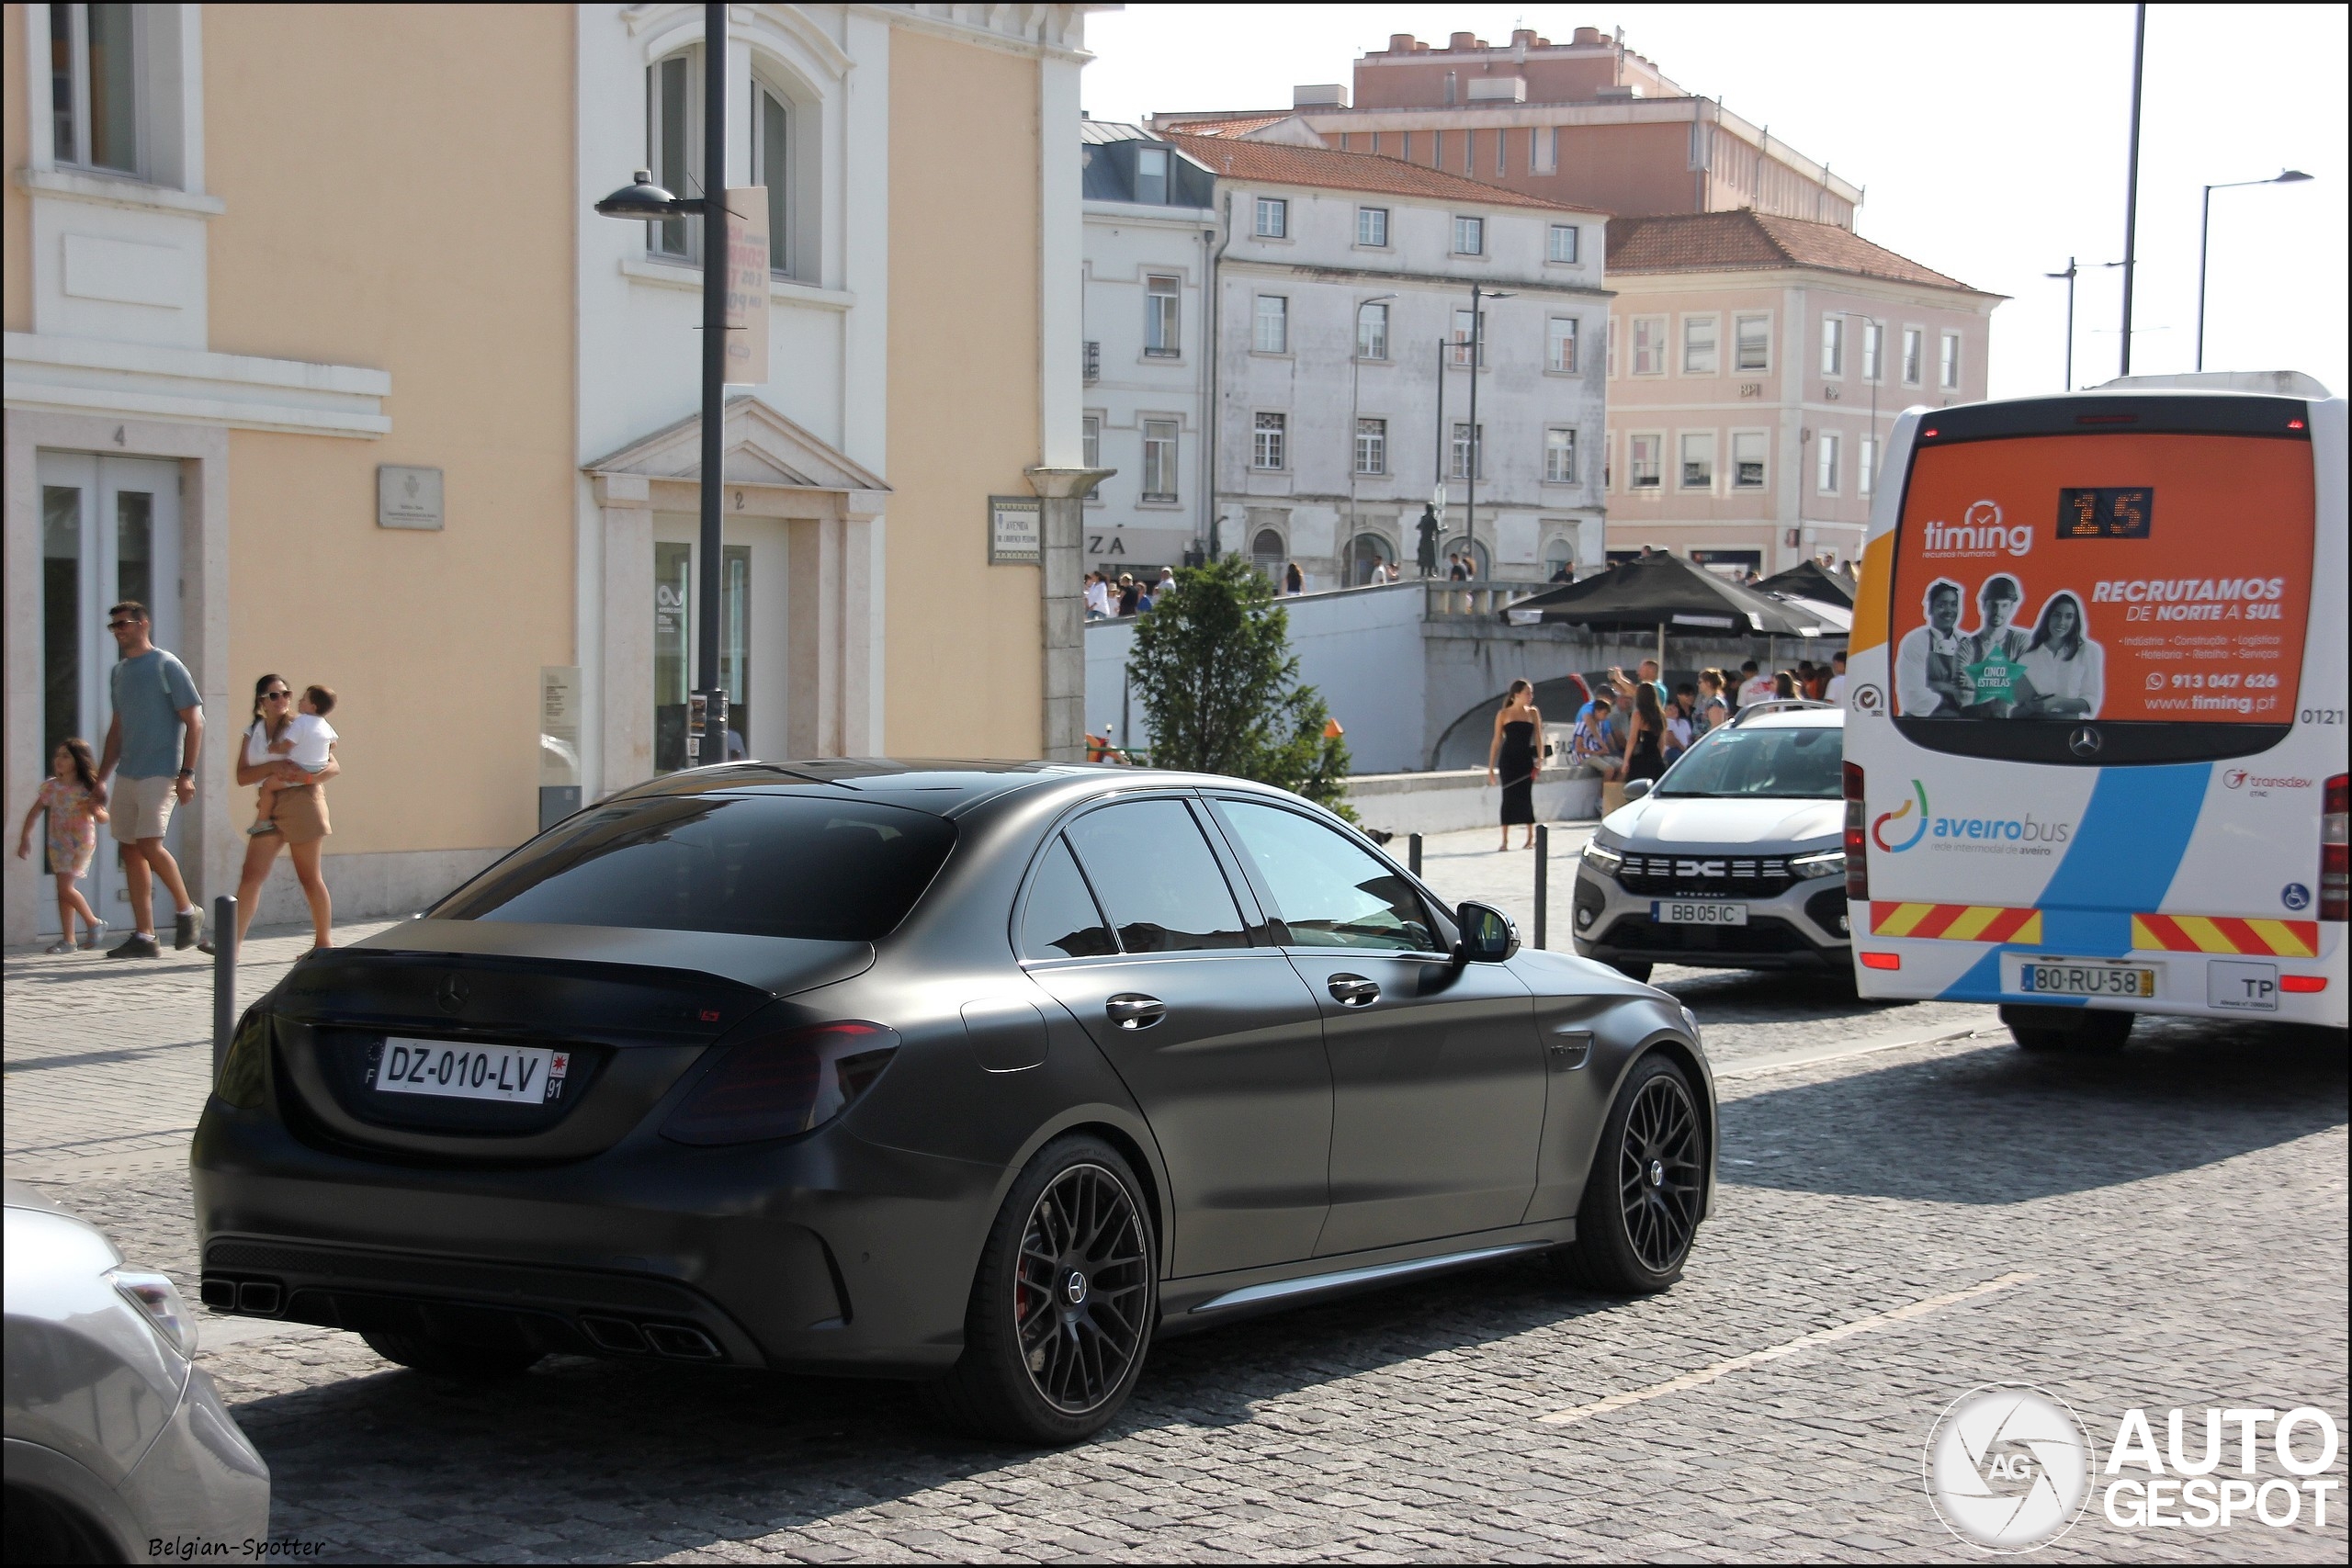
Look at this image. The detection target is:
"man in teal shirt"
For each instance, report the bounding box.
[94,602,205,957]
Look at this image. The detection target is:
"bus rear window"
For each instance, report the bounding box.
[1889,430,2313,745]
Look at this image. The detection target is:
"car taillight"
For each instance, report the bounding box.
[1843,761,1869,900]
[2323,773,2348,922]
[661,1021,899,1146]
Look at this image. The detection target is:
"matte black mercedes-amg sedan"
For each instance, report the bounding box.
[193,761,1714,1443]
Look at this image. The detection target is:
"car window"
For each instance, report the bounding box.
[1064,799,1250,953]
[1657,725,1843,798]
[432,795,954,941]
[1211,799,1442,953]
[1020,836,1116,961]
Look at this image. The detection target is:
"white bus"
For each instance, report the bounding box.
[1841,373,2346,1047]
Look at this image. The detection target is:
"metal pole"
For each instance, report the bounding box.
[695,1,729,764]
[210,894,236,1082]
[1532,825,1549,949]
[1408,832,1422,878]
[1465,284,1480,575]
[2119,2,2145,377]
[1433,337,1446,521]
[2063,258,2075,389]
[2196,188,2212,372]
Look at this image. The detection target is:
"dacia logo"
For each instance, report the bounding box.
[1675,859,1726,878]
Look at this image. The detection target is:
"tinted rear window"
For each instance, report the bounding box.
[432,795,954,941]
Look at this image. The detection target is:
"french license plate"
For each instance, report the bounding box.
[371,1038,570,1103]
[1652,900,1749,927]
[2008,958,2159,999]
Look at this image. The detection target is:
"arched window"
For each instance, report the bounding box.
[752,78,791,276]
[1442,537,1491,578]
[1348,533,1395,585]
[1250,529,1285,576]
[1544,537,1576,580]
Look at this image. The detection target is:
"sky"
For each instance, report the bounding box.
[1080,4,2348,401]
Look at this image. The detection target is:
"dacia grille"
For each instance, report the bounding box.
[1614,854,1796,897]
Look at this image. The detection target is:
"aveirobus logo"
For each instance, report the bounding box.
[1921,499,2034,558]
[1873,780,1930,852]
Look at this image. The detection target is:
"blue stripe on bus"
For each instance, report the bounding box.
[1936,762,2211,1002]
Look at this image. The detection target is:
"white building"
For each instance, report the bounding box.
[1079,123,1217,580]
[1166,133,1609,589]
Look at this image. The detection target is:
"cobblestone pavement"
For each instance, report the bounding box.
[6,885,2345,1562]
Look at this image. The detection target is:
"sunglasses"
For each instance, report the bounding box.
[263,691,291,701]
[107,620,142,631]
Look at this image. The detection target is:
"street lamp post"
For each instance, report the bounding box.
[2197,170,2313,371]
[1462,283,1512,578]
[2044,258,2078,390]
[1347,293,1396,582]
[595,1,729,772]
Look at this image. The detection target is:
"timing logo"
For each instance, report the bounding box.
[1873,780,1931,852]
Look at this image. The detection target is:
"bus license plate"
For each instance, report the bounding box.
[372,1038,569,1103]
[1653,900,1748,927]
[2008,959,2159,999]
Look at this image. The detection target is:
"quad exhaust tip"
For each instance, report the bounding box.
[582,1314,720,1360]
[200,1276,283,1316]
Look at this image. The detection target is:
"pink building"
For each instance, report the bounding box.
[1602,211,2002,573]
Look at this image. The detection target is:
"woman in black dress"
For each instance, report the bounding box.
[1623,682,1668,787]
[1486,679,1544,851]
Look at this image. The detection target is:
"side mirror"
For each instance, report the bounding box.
[1454,900,1520,963]
[1622,778,1655,801]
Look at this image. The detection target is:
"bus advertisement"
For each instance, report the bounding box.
[1841,377,2346,1047]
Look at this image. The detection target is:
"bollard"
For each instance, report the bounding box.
[1533,825,1549,949]
[211,894,237,1083]
[1408,832,1422,878]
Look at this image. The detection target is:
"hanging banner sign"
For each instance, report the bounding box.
[723,186,770,386]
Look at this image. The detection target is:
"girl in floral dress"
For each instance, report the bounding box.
[16,739,109,953]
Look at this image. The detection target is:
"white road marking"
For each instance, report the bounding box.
[1713,1023,2000,1082]
[1534,1270,2039,1426]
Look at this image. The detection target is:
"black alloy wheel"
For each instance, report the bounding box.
[1560,1054,1704,1293]
[926,1135,1158,1445]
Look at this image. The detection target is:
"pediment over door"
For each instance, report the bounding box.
[585,395,888,513]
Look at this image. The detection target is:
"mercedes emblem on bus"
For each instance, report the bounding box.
[2067,725,2103,758]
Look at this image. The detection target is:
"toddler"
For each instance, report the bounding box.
[16,739,109,953]
[251,685,338,837]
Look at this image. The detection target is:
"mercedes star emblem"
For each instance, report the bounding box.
[435,973,471,1013]
[2067,725,2103,757]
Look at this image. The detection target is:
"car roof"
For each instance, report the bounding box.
[602,759,1296,818]
[1726,704,1844,729]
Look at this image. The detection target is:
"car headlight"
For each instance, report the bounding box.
[1582,840,1626,876]
[1791,850,1846,879]
[110,1269,196,1359]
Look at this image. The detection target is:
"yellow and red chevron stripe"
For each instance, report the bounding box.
[2131,914,2318,958]
[1871,902,2043,942]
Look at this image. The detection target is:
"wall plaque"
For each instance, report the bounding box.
[989,496,1042,564]
[378,465,444,529]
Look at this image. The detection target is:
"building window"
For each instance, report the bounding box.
[1683,316,1719,376]
[1451,308,1487,367]
[1145,275,1181,356]
[1735,313,1771,371]
[1548,223,1580,264]
[1450,422,1484,480]
[1820,316,1845,377]
[1607,318,1617,378]
[1453,215,1485,255]
[1679,433,1715,491]
[1860,434,1878,498]
[1547,316,1579,374]
[1253,412,1286,470]
[1357,206,1388,247]
[1817,432,1841,494]
[1629,434,1662,490]
[1631,316,1667,377]
[1135,146,1170,205]
[752,83,792,276]
[51,3,140,175]
[1861,320,1883,382]
[1544,536,1575,577]
[1254,197,1287,238]
[1544,427,1578,484]
[1732,431,1767,490]
[647,52,703,260]
[1356,300,1390,360]
[1355,418,1387,476]
[1081,414,1100,472]
[1940,331,1962,389]
[1902,326,1924,385]
[1532,125,1557,175]
[1250,528,1285,574]
[1142,420,1179,501]
[1253,295,1288,354]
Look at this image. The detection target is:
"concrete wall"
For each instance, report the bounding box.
[1345,767,1601,835]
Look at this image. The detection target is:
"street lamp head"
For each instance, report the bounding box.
[594,170,700,220]
[2276,169,2313,184]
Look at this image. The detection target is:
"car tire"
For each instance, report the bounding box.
[1558,1053,1705,1295]
[3,1486,121,1565]
[2002,1004,2132,1054]
[1609,959,1655,983]
[923,1134,1158,1446]
[360,1329,544,1378]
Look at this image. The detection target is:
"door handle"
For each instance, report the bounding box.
[1104,993,1167,1030]
[1328,974,1380,1007]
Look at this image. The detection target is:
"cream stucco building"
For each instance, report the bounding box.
[4,2,1101,946]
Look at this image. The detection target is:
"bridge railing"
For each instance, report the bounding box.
[1422,579,1555,620]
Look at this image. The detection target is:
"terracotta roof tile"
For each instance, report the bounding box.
[1164,133,1605,214]
[1150,111,1295,137]
[1607,209,1984,292]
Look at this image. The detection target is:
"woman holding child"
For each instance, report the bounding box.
[230,674,340,950]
